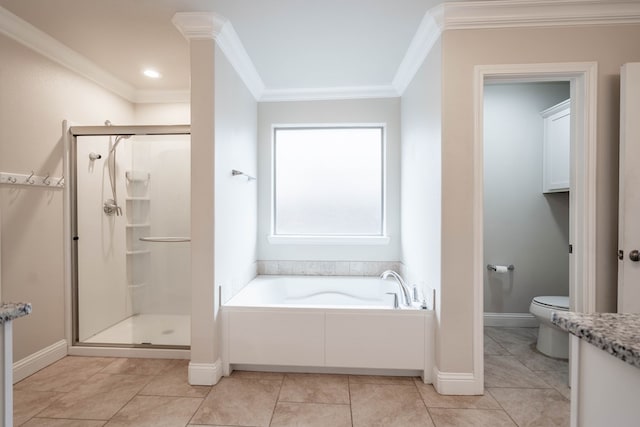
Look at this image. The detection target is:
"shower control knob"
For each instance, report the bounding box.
[630,250,640,262]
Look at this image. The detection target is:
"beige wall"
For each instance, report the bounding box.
[440,25,640,373]
[0,33,135,360]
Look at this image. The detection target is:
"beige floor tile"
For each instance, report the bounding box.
[536,370,571,400]
[14,389,63,425]
[429,408,517,427]
[489,387,570,427]
[270,402,352,427]
[37,373,151,420]
[349,375,416,385]
[485,327,538,347]
[415,382,501,409]
[139,361,210,398]
[350,383,434,427]
[104,395,202,427]
[484,334,509,355]
[191,377,280,426]
[230,370,285,381]
[504,343,569,372]
[15,357,114,392]
[279,373,350,404]
[484,355,551,388]
[21,419,106,427]
[100,358,177,376]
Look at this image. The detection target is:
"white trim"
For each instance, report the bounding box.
[260,86,399,102]
[13,339,67,384]
[267,235,390,246]
[189,359,223,386]
[483,313,538,328]
[442,0,640,30]
[432,366,483,395]
[67,345,189,359]
[392,6,443,95]
[172,12,265,100]
[474,61,598,395]
[394,1,640,97]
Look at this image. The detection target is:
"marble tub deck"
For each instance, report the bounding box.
[14,327,570,426]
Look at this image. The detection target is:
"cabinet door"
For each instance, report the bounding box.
[542,100,571,193]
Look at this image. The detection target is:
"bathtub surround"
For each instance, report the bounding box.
[257,260,401,276]
[483,83,570,319]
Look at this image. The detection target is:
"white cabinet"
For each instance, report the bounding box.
[541,99,571,193]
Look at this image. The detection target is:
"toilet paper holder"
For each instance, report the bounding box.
[487,264,515,272]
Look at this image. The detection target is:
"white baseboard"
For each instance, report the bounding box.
[189,359,222,386]
[432,366,483,395]
[13,339,67,383]
[484,312,538,328]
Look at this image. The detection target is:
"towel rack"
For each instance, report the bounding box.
[139,237,191,243]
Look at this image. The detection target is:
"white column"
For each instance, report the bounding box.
[173,13,223,386]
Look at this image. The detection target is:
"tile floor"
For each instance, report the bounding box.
[14,327,570,426]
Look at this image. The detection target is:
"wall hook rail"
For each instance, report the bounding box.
[0,171,64,188]
[231,169,256,181]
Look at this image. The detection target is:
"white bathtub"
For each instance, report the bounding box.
[222,275,434,381]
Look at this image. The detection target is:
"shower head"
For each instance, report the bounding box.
[109,134,132,154]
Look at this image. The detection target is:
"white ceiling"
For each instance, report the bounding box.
[0,0,449,94]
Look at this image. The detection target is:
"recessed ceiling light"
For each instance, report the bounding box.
[143,69,161,79]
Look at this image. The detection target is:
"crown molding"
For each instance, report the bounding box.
[260,85,399,102]
[442,0,640,30]
[393,0,640,96]
[392,5,443,95]
[0,5,137,101]
[172,12,265,100]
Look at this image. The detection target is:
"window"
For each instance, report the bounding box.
[272,126,385,240]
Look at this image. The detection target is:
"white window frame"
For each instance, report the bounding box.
[268,123,389,245]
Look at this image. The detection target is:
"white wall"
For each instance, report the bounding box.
[400,38,442,306]
[213,44,258,304]
[0,33,134,359]
[484,83,570,314]
[257,98,401,262]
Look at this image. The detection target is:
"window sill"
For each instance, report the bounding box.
[268,235,390,246]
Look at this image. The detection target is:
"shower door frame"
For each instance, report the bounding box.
[66,124,191,351]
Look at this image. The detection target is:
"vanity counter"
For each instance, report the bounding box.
[551,311,640,427]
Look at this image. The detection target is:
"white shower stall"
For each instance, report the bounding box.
[70,125,190,348]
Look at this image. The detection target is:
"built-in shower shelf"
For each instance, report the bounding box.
[126,250,151,255]
[126,223,151,228]
[128,283,146,289]
[126,197,150,201]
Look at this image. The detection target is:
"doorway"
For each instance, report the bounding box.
[472,62,598,390]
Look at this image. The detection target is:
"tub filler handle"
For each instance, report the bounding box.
[386,292,399,309]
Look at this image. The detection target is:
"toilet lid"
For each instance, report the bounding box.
[533,296,569,310]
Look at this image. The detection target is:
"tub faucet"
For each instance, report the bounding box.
[380,270,412,307]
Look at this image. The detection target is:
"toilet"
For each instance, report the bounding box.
[529,296,570,359]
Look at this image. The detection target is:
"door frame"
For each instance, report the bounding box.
[472,62,598,389]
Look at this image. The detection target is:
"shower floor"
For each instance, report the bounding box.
[84,313,190,346]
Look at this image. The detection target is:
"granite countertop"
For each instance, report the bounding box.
[552,311,640,369]
[0,302,32,324]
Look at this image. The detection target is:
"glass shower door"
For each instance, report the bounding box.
[76,133,190,347]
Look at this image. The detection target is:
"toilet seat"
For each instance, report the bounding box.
[532,296,569,311]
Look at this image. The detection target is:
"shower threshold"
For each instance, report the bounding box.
[83,313,190,347]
